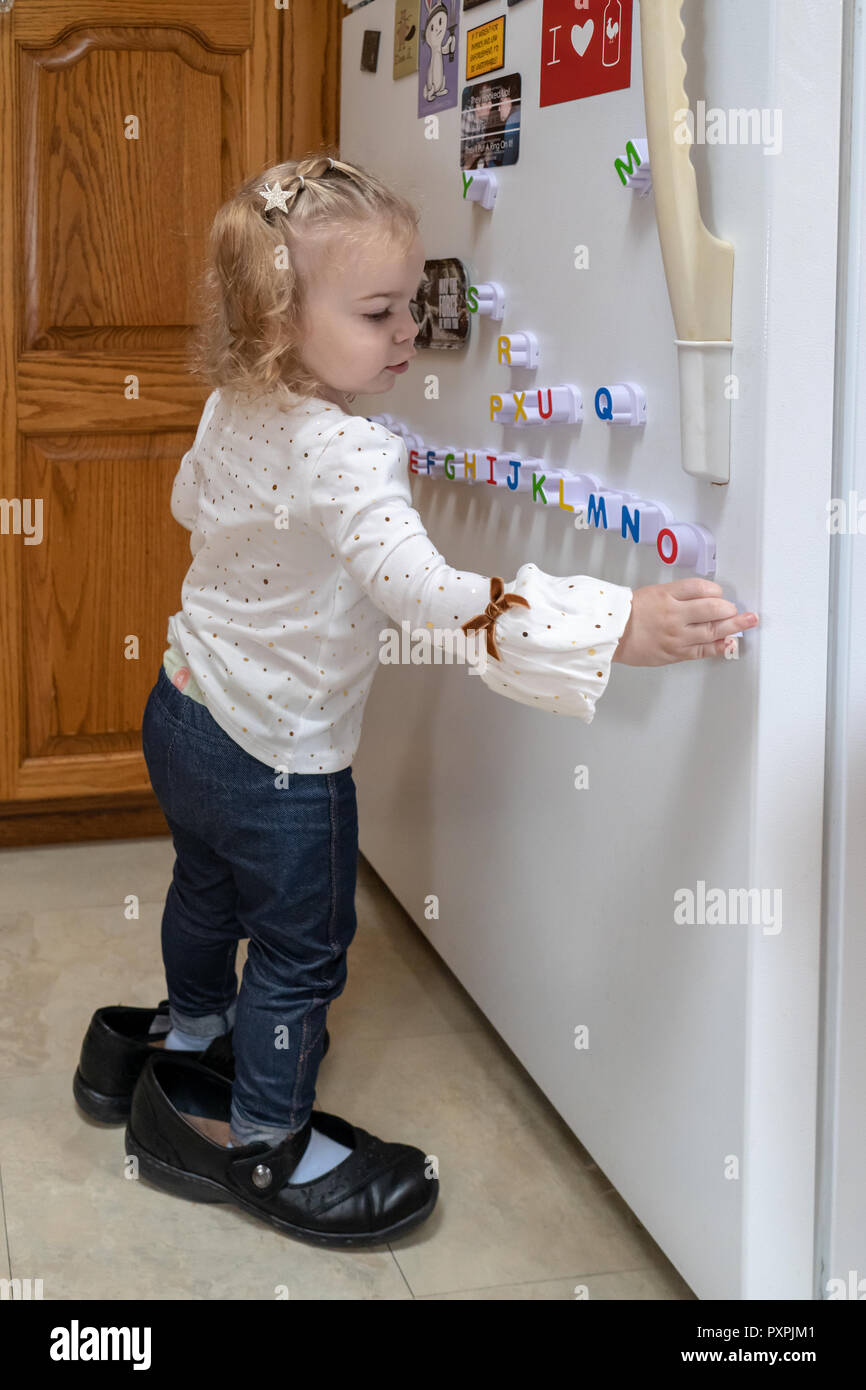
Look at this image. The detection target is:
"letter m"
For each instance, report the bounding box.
[586,494,608,530]
[615,141,642,186]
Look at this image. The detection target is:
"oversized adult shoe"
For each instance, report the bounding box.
[124,1053,439,1248]
[73,999,330,1124]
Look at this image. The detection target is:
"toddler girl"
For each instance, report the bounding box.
[140,152,757,1232]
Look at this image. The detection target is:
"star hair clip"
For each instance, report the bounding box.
[259,180,293,213]
[258,159,336,214]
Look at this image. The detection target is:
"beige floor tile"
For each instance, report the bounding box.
[420,1267,696,1298]
[0,903,183,1080]
[0,851,478,1080]
[0,840,691,1299]
[312,1026,688,1297]
[0,1072,412,1301]
[0,838,176,916]
[0,1179,9,1282]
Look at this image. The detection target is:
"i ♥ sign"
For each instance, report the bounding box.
[540,0,634,108]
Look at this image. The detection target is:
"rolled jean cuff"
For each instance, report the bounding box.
[168,996,237,1039]
[229,1097,306,1147]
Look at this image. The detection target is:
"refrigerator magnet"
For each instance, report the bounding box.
[540,0,633,108]
[360,30,381,74]
[394,1,419,79]
[418,1,460,115]
[460,73,522,168]
[410,258,471,349]
[466,15,506,81]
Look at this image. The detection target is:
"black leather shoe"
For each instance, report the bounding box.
[124,1054,438,1247]
[73,1000,330,1124]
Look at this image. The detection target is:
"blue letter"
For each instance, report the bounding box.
[595,388,613,421]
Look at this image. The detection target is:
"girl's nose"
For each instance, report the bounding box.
[395,309,419,342]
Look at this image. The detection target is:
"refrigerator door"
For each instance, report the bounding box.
[341,0,843,1297]
[817,0,866,1304]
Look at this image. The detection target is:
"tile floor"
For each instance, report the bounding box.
[0,837,695,1300]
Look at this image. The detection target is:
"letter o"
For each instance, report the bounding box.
[657,528,679,565]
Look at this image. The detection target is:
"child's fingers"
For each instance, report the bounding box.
[681,597,741,625]
[716,612,757,636]
[682,613,757,655]
[685,610,758,639]
[667,577,723,600]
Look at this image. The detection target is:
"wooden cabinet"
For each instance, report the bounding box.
[0,1,343,844]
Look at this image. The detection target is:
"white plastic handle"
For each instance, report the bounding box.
[639,0,735,483]
[639,0,733,338]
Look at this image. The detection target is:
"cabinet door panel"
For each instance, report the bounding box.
[0,1,340,830]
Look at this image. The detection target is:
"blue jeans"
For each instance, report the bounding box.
[140,664,359,1142]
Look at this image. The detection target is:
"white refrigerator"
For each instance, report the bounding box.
[340,0,866,1299]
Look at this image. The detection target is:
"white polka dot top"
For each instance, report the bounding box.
[166,387,634,774]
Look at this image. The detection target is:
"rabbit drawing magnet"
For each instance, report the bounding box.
[418,0,460,117]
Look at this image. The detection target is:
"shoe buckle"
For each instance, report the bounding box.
[251,1164,272,1190]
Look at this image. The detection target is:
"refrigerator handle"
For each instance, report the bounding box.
[639,0,735,485]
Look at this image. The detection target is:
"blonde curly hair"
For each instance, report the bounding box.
[188,150,420,409]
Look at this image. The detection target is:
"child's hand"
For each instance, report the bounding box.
[612,578,759,666]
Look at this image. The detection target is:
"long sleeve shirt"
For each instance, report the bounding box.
[165,387,633,773]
